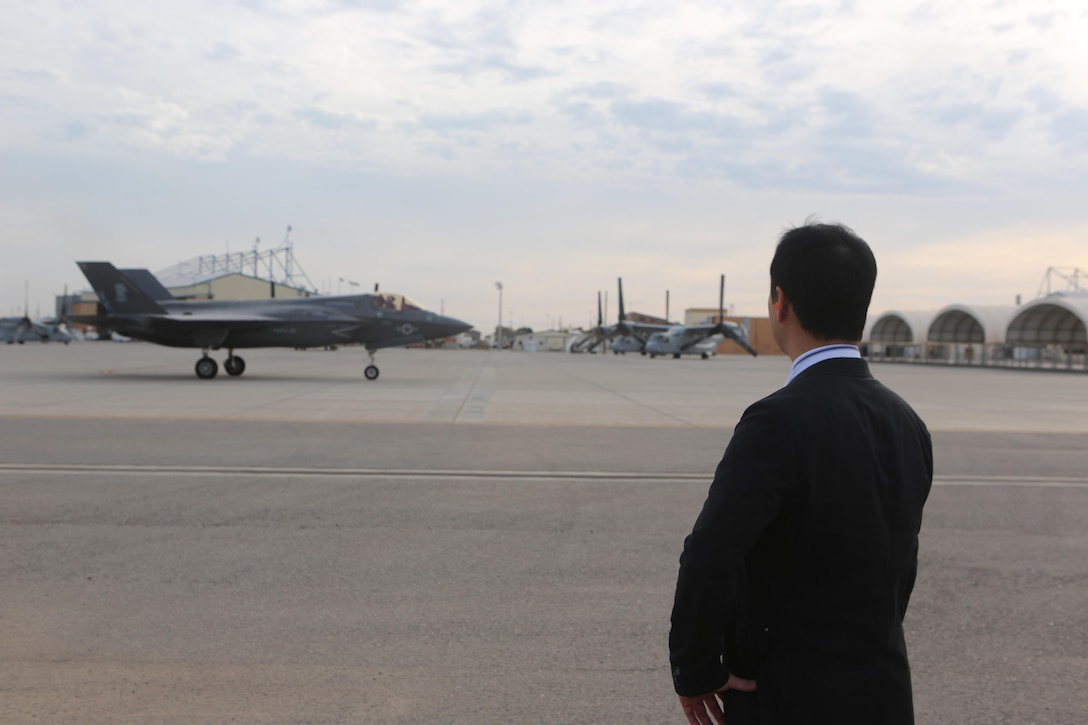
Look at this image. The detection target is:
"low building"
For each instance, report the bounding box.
[512,330,577,352]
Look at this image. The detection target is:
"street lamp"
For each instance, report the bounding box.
[495,282,503,349]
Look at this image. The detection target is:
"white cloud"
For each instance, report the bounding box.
[1,1,1087,327]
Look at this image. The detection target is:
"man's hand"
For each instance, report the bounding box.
[677,674,757,725]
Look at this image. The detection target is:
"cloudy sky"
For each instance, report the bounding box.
[2,0,1086,331]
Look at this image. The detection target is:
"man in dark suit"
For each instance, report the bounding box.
[669,222,933,724]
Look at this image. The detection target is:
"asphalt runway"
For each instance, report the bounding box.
[1,344,1086,724]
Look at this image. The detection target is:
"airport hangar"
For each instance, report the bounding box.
[866,292,1088,372]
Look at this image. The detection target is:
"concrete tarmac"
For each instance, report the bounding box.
[1,344,1086,724]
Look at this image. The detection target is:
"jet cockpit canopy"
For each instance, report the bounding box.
[372,292,423,312]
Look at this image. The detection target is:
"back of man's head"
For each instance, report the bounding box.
[770,222,877,341]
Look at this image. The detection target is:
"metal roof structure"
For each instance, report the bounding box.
[867,310,937,344]
[155,229,317,293]
[927,305,1018,344]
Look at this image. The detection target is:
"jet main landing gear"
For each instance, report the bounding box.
[195,355,218,379]
[224,354,246,376]
[194,350,246,379]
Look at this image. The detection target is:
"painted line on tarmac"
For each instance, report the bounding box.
[1,464,1087,487]
[932,475,1088,488]
[0,463,696,481]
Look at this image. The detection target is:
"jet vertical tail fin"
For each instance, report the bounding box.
[120,269,175,301]
[77,262,167,314]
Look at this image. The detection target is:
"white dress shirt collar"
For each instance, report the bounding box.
[785,344,861,385]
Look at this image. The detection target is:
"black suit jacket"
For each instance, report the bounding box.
[670,358,932,725]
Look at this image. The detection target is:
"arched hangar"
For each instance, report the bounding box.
[865,296,1088,370]
[866,310,936,361]
[926,305,1017,365]
[1003,294,1088,370]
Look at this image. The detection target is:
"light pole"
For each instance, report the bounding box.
[495,282,503,349]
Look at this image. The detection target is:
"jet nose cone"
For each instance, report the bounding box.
[434,315,473,338]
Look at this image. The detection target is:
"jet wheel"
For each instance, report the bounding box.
[701,352,709,360]
[364,364,380,381]
[195,356,218,379]
[225,356,246,376]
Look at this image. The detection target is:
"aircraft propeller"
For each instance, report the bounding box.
[708,274,758,356]
[574,291,609,352]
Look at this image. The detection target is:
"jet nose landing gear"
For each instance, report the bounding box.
[363,349,379,380]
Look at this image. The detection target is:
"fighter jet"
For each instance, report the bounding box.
[642,275,758,359]
[67,262,472,380]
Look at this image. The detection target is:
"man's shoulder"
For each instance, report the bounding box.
[754,361,920,414]
[790,361,929,428]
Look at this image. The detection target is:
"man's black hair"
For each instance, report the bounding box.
[770,221,877,341]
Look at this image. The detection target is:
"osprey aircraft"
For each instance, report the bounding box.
[641,275,758,359]
[1,316,74,344]
[570,280,677,354]
[572,276,757,359]
[67,262,472,380]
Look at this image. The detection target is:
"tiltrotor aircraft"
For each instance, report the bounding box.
[578,276,757,359]
[641,275,758,359]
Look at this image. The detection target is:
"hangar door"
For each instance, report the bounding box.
[927,310,985,364]
[1005,303,1086,370]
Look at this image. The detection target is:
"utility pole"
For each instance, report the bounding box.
[495,282,503,348]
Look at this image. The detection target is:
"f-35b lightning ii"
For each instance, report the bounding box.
[67,262,472,380]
